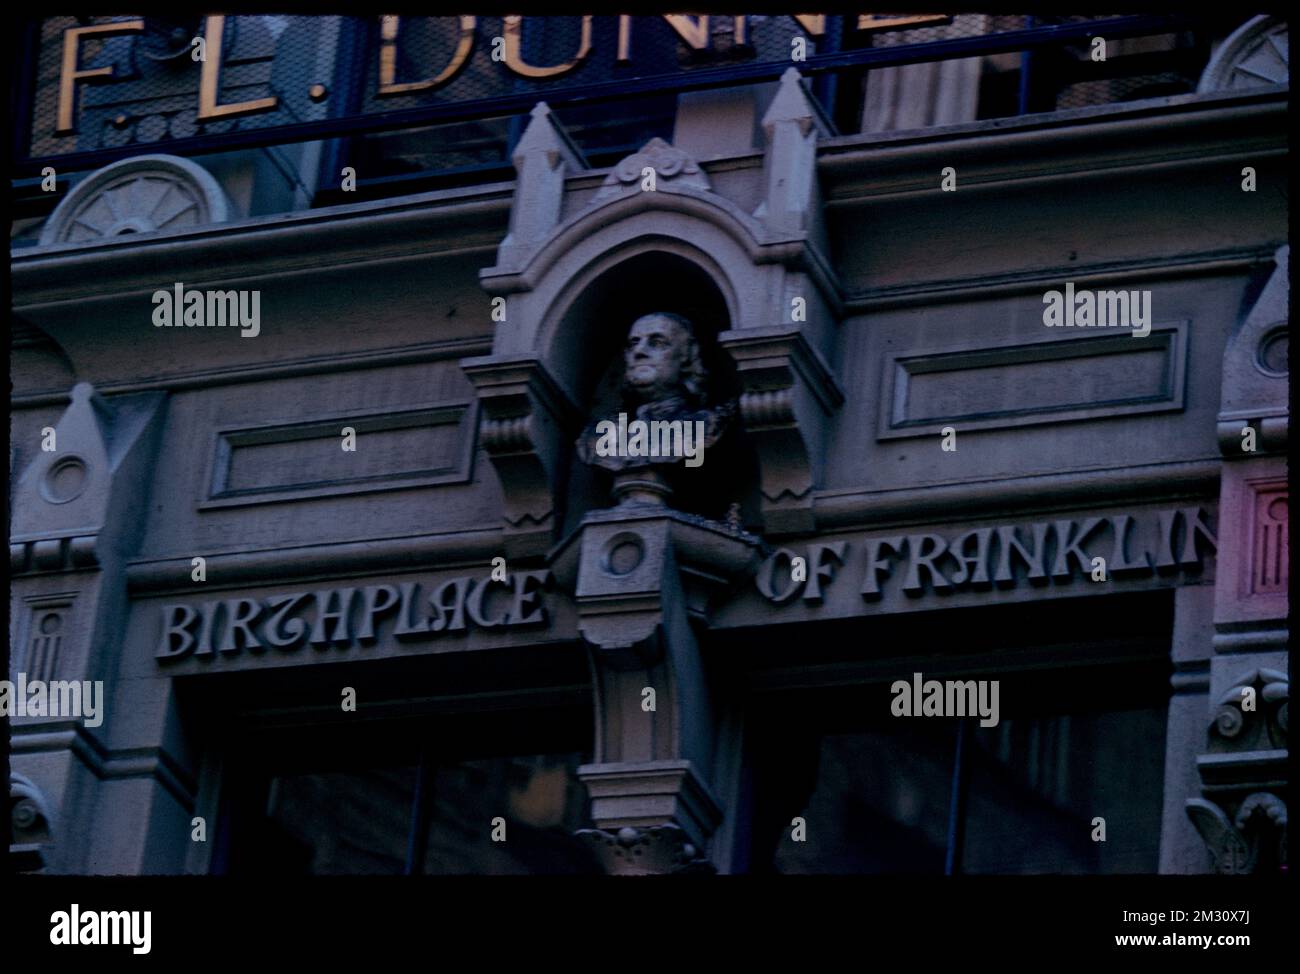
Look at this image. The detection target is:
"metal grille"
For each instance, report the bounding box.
[13,13,1212,203]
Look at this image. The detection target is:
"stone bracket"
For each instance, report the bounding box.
[460,354,578,559]
[719,326,844,535]
[550,506,764,650]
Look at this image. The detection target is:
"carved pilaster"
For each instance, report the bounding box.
[8,382,166,873]
[1181,245,1289,875]
[719,327,844,535]
[460,355,578,559]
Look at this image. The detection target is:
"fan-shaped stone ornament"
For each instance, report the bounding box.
[1198,16,1289,93]
[38,154,230,246]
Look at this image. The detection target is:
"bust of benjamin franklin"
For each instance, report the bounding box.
[576,312,734,500]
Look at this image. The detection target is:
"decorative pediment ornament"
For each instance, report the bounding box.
[1217,245,1288,455]
[594,138,710,201]
[39,154,230,246]
[1198,16,1289,93]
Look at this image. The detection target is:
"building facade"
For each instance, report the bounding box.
[7,14,1290,875]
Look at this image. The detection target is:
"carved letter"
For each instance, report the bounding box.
[803,542,847,604]
[1051,518,1106,579]
[218,598,263,654]
[994,523,1050,587]
[309,588,355,647]
[157,604,199,660]
[356,584,400,641]
[264,593,309,650]
[509,570,551,627]
[901,534,951,594]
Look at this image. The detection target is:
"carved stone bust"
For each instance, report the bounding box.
[576,312,735,505]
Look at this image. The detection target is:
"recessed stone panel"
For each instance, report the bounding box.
[201,402,475,508]
[879,324,1187,439]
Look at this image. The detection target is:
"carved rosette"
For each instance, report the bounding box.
[39,154,230,246]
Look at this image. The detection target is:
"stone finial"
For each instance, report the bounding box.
[761,67,835,140]
[754,68,833,233]
[496,102,587,268]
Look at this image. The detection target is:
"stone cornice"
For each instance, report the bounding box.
[11,182,514,310]
[814,458,1221,532]
[126,527,505,594]
[819,87,1288,206]
[11,722,196,812]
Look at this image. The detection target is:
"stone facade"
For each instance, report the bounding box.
[8,38,1289,875]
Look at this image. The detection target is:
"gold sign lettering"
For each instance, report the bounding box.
[503,15,593,79]
[377,15,477,95]
[792,15,826,37]
[197,15,279,121]
[662,15,711,50]
[46,14,962,140]
[56,19,144,135]
[856,14,949,31]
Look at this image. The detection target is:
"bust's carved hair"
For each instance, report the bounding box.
[625,311,709,405]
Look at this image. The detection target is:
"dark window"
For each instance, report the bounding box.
[743,628,1171,874]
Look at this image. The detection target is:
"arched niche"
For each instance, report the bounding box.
[541,248,761,536]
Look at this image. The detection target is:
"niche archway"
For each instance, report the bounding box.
[544,249,760,536]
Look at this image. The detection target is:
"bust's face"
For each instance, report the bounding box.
[623,315,691,402]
